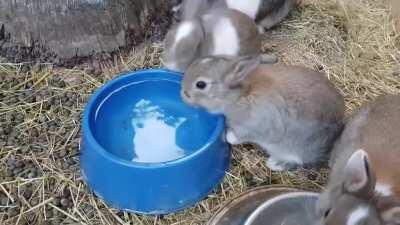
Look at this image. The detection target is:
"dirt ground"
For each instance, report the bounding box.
[0,0,399,224]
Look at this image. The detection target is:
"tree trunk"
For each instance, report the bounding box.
[0,0,176,67]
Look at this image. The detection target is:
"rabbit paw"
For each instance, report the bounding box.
[257,25,266,34]
[266,158,287,171]
[226,130,240,145]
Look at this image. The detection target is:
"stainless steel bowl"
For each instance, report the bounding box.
[207,186,300,225]
[244,191,319,225]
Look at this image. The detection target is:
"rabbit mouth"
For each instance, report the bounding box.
[183,90,190,98]
[181,90,195,105]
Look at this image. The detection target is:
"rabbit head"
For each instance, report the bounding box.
[317,150,400,225]
[181,54,261,114]
[162,20,204,72]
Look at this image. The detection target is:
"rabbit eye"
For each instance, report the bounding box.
[196,81,207,90]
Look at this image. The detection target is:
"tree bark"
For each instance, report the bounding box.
[0,0,175,67]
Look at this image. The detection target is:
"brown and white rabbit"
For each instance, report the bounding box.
[316,94,400,225]
[174,0,298,32]
[181,55,344,171]
[162,6,277,72]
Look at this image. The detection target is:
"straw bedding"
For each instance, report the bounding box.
[0,0,399,224]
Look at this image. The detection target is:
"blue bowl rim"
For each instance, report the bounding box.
[82,68,226,169]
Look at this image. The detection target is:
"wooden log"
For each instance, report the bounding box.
[0,0,176,67]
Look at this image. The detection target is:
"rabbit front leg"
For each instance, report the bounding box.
[225,127,241,145]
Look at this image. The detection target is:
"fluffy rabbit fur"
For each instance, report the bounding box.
[181,55,344,171]
[175,0,297,32]
[163,7,277,72]
[317,95,400,225]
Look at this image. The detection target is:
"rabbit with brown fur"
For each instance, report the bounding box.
[316,95,400,225]
[181,55,344,171]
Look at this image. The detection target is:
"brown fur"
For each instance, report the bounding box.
[245,65,344,123]
[390,0,400,30]
[320,95,400,225]
[357,95,400,198]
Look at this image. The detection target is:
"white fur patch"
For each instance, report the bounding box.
[212,18,239,56]
[226,130,239,145]
[346,207,369,225]
[172,3,181,13]
[265,143,303,165]
[266,157,286,171]
[375,183,393,196]
[175,21,195,44]
[226,0,261,19]
[201,58,213,64]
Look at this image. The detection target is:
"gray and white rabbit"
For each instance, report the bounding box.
[163,6,277,72]
[316,94,400,225]
[181,55,344,171]
[174,0,297,32]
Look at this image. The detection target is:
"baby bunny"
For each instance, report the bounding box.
[181,55,344,171]
[175,0,298,32]
[163,6,277,72]
[316,95,400,225]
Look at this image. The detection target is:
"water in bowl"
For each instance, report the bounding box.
[91,79,218,163]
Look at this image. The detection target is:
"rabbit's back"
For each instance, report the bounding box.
[249,65,344,121]
[241,65,345,164]
[201,8,261,56]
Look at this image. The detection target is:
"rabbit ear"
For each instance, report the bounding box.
[343,149,375,195]
[224,55,261,88]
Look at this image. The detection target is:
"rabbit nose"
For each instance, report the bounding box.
[183,90,191,98]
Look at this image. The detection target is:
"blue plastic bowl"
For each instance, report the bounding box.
[80,69,230,214]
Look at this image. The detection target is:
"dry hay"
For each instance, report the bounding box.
[0,0,399,224]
